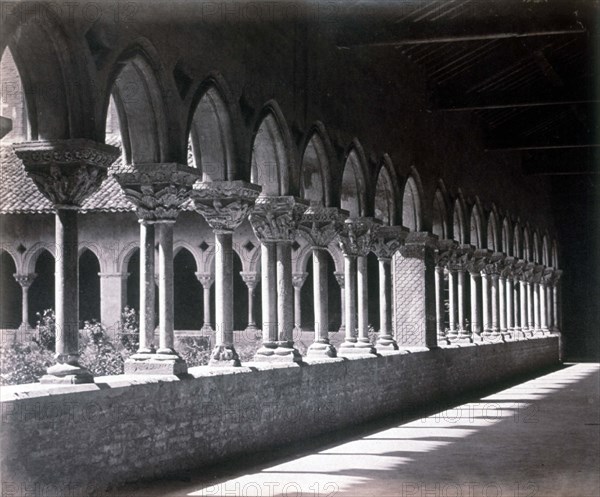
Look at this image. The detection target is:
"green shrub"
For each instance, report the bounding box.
[118,306,139,353]
[33,309,56,351]
[0,341,53,386]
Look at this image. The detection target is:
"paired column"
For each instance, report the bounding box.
[307,248,336,357]
[481,273,491,336]
[498,274,507,336]
[334,272,345,334]
[337,218,380,355]
[192,180,261,366]
[447,269,458,339]
[292,272,308,332]
[195,273,214,333]
[469,271,481,336]
[116,162,199,374]
[13,273,36,331]
[240,272,259,334]
[14,139,119,383]
[249,195,306,362]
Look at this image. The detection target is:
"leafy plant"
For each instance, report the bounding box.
[33,309,56,351]
[118,306,139,353]
[79,320,130,377]
[177,335,211,367]
[0,341,53,385]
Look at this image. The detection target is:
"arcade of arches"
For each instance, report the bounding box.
[0,1,596,492]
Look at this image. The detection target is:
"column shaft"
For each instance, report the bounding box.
[247,285,256,330]
[527,282,534,330]
[499,276,507,334]
[343,254,357,345]
[313,249,329,341]
[356,255,369,344]
[481,273,490,334]
[470,273,481,335]
[506,279,514,332]
[540,283,548,332]
[139,221,156,352]
[276,242,294,346]
[261,242,278,344]
[215,232,234,347]
[157,222,175,352]
[202,285,212,331]
[520,280,528,335]
[379,258,390,337]
[55,209,79,361]
[21,285,29,329]
[490,275,499,334]
[457,270,466,335]
[533,283,540,332]
[435,266,445,341]
[294,285,302,331]
[448,270,457,336]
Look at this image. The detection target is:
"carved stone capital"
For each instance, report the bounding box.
[113,163,199,221]
[190,180,261,232]
[240,272,259,289]
[298,204,348,248]
[13,139,120,208]
[334,272,345,288]
[292,272,309,289]
[434,239,458,267]
[195,272,215,288]
[371,225,409,259]
[13,273,37,288]
[249,195,308,242]
[337,217,381,257]
[398,231,438,260]
[447,245,474,272]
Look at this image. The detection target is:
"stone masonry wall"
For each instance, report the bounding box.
[0,337,559,495]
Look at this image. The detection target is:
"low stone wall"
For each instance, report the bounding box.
[0,336,559,495]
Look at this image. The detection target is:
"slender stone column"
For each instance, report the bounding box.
[447,269,457,339]
[457,270,466,336]
[337,218,380,355]
[334,272,345,334]
[307,248,336,357]
[195,273,214,333]
[292,272,308,332]
[553,277,562,332]
[435,266,446,343]
[258,241,278,355]
[191,180,260,366]
[481,273,491,335]
[540,282,548,333]
[490,274,500,336]
[356,255,372,349]
[340,253,358,350]
[469,272,481,336]
[547,283,554,330]
[138,221,156,353]
[15,139,119,383]
[240,272,259,333]
[520,279,528,337]
[14,273,36,331]
[513,281,519,334]
[533,282,541,333]
[276,241,298,358]
[156,221,177,355]
[499,275,507,335]
[376,257,397,351]
[506,277,514,334]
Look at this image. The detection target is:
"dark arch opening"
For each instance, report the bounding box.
[0,252,21,328]
[232,252,246,331]
[29,251,54,324]
[79,249,101,324]
[174,249,202,331]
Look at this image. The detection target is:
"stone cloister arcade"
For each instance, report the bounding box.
[0,21,562,383]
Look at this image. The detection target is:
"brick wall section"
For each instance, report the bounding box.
[0,337,559,495]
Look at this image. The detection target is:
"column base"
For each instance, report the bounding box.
[376,334,399,351]
[338,339,377,356]
[453,331,474,344]
[40,363,94,384]
[253,342,302,363]
[208,345,241,367]
[481,330,503,343]
[124,352,187,375]
[307,341,337,358]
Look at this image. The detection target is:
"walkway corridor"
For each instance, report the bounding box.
[121,363,600,497]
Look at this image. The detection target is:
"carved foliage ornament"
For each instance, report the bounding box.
[112,163,199,221]
[13,139,120,207]
[372,225,409,260]
[191,180,261,232]
[337,217,381,257]
[249,195,308,242]
[298,205,348,248]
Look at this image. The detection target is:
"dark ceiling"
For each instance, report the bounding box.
[333,0,599,177]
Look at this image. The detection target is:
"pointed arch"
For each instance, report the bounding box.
[374,156,398,226]
[552,240,559,269]
[453,195,467,245]
[173,240,203,271]
[469,200,483,248]
[533,231,541,264]
[340,140,368,218]
[432,189,448,239]
[105,40,169,164]
[513,222,523,259]
[502,217,512,255]
[187,76,238,180]
[251,100,295,196]
[300,122,334,206]
[542,234,551,266]
[523,226,532,262]
[487,208,499,252]
[401,169,423,231]
[0,249,21,328]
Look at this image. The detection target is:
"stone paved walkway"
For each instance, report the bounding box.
[120,363,600,497]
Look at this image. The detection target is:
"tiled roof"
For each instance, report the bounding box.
[0,138,198,215]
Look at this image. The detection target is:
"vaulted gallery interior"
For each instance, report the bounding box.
[0,0,598,495]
